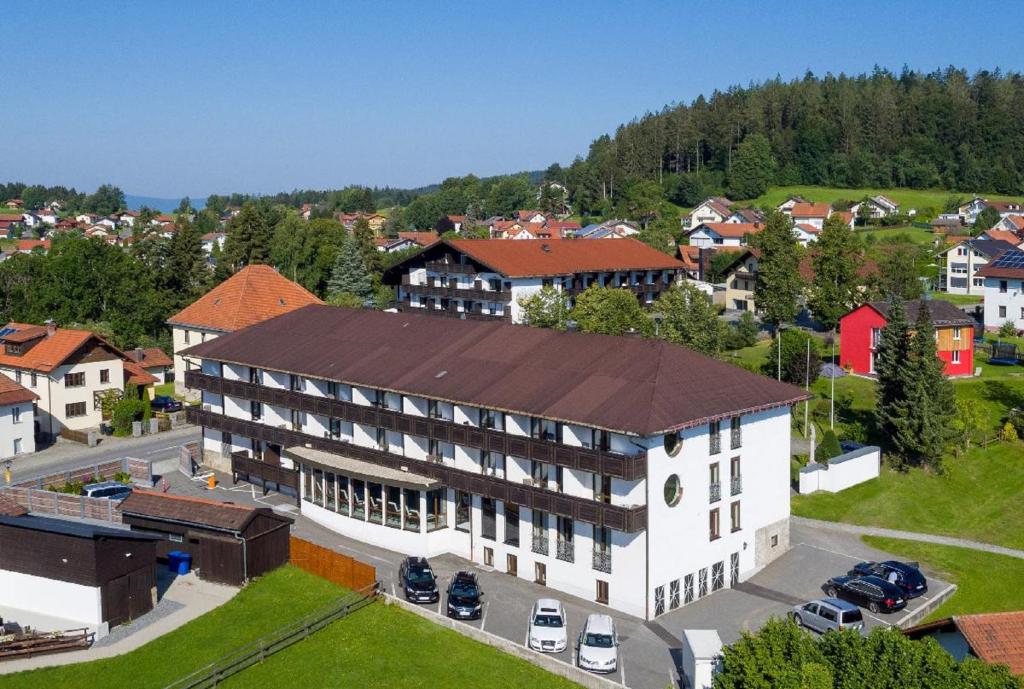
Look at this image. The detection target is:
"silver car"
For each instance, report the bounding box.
[791,598,865,634]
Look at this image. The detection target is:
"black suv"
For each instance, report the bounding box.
[848,560,928,599]
[446,571,483,619]
[826,574,907,614]
[399,556,438,604]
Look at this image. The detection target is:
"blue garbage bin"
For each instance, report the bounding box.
[167,550,181,572]
[177,552,192,575]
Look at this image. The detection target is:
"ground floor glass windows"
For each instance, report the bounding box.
[426,488,447,531]
[455,490,471,532]
[712,562,725,592]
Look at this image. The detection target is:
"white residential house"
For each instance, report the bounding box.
[791,223,820,246]
[0,322,156,439]
[118,211,138,227]
[938,238,1019,296]
[20,213,40,230]
[385,238,685,324]
[0,373,37,459]
[37,210,59,225]
[75,214,98,225]
[988,215,1024,238]
[167,264,324,398]
[776,196,807,215]
[200,232,227,254]
[686,223,760,248]
[977,249,1024,332]
[683,197,733,232]
[182,305,807,620]
[850,195,899,219]
[789,202,831,230]
[957,198,989,225]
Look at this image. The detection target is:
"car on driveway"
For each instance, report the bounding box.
[446,571,483,619]
[576,613,618,673]
[528,598,567,653]
[848,560,928,598]
[399,556,438,604]
[790,598,865,634]
[826,574,907,614]
[82,481,133,500]
[151,395,183,413]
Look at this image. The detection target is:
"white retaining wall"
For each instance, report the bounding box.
[798,446,880,494]
[0,569,103,626]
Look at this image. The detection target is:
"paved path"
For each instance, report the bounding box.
[793,516,1024,560]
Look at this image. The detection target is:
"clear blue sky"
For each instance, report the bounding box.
[3,0,1020,198]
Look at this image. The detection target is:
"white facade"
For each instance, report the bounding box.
[939,241,992,295]
[983,276,1024,331]
[791,225,819,246]
[0,569,103,626]
[683,201,730,232]
[0,400,35,459]
[687,227,745,249]
[172,325,222,398]
[196,357,793,620]
[798,447,880,494]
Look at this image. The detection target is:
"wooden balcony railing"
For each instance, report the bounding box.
[186,371,647,481]
[189,407,648,533]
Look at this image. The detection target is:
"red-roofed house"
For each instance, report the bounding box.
[384,238,685,323]
[167,264,324,397]
[905,611,1024,676]
[0,372,38,458]
[683,197,733,232]
[792,223,821,245]
[16,239,51,254]
[789,202,832,229]
[687,222,761,248]
[0,322,157,438]
[125,347,174,384]
[989,215,1024,239]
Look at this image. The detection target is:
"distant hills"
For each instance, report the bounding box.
[125,194,207,212]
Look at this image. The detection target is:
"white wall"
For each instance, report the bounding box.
[0,401,35,458]
[0,569,103,626]
[173,325,220,396]
[798,446,880,494]
[983,277,1024,330]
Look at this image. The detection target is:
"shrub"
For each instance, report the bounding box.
[1000,421,1019,442]
[727,311,760,349]
[817,429,843,464]
[111,396,147,436]
[113,471,132,484]
[998,320,1018,338]
[763,329,822,385]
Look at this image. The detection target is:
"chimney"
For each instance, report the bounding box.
[134,347,144,362]
[541,243,551,253]
[44,319,56,337]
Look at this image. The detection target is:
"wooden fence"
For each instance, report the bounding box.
[13,457,153,490]
[0,486,123,522]
[288,536,377,591]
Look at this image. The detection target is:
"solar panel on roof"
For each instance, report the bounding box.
[0,328,14,336]
[994,251,1024,268]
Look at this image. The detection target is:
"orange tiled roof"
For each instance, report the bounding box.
[791,202,831,218]
[124,360,158,385]
[0,372,38,406]
[984,229,1022,245]
[397,231,439,246]
[691,222,761,239]
[957,611,1024,675]
[833,210,854,225]
[0,323,98,373]
[17,239,50,252]
[126,347,173,368]
[167,264,323,333]
[444,238,684,278]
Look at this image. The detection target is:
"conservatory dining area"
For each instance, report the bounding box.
[289,446,450,546]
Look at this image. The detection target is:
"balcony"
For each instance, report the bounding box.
[709,481,721,503]
[425,260,476,275]
[189,406,649,532]
[403,281,507,303]
[730,475,742,496]
[730,427,741,450]
[592,550,612,574]
[556,539,574,563]
[185,370,648,481]
[394,299,512,323]
[710,434,722,455]
[532,533,549,556]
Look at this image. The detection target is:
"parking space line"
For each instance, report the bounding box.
[437,596,443,616]
[620,656,626,687]
[480,601,488,631]
[391,582,396,597]
[796,541,866,562]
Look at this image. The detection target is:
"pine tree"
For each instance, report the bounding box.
[327,237,373,301]
[221,202,272,270]
[808,214,862,330]
[750,210,803,332]
[892,303,955,467]
[874,297,912,443]
[351,217,382,275]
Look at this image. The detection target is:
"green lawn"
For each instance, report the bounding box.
[220,603,578,689]
[154,382,175,398]
[0,566,341,689]
[862,537,1024,621]
[794,442,1024,550]
[930,292,984,306]
[0,566,575,689]
[746,185,1024,213]
[859,226,940,247]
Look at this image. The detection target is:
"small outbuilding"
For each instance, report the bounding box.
[119,491,292,586]
[0,513,158,630]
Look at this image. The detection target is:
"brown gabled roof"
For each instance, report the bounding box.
[957,611,1024,675]
[691,222,761,240]
[983,229,1023,245]
[17,239,50,252]
[439,238,685,278]
[791,202,831,218]
[0,213,23,222]
[183,305,808,436]
[167,264,323,333]
[127,347,172,368]
[397,231,439,247]
[0,323,98,373]
[976,248,1024,279]
[124,360,158,385]
[119,490,291,532]
[0,372,38,406]
[862,299,974,327]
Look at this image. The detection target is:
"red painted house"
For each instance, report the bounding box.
[839,300,975,377]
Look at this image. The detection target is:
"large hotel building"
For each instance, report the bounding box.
[184,305,805,620]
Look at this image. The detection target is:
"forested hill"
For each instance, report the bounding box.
[549,66,1024,215]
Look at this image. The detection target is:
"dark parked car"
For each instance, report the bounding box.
[848,561,928,599]
[399,556,438,604]
[826,574,907,614]
[445,571,483,619]
[151,395,183,413]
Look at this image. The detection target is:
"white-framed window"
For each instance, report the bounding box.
[953,326,961,341]
[11,407,21,424]
[952,350,961,364]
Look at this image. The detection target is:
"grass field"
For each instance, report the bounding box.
[862,537,1024,621]
[859,226,940,247]
[746,185,1024,212]
[930,292,984,306]
[794,442,1024,550]
[0,566,574,689]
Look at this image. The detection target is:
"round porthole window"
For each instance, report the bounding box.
[664,475,682,507]
[664,432,682,457]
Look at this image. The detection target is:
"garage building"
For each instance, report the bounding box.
[119,491,292,586]
[0,513,158,629]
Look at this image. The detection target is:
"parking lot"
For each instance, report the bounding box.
[157,462,953,689]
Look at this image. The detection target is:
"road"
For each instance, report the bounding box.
[7,426,200,485]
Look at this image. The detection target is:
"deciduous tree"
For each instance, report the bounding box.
[808,214,863,330]
[517,286,570,330]
[654,283,725,356]
[750,210,803,332]
[572,286,651,336]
